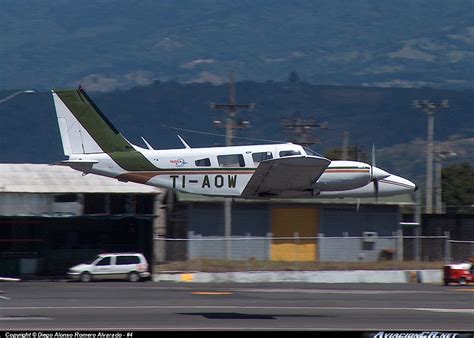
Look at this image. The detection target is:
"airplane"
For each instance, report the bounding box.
[51,87,417,199]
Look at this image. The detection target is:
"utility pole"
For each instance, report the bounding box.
[280,115,328,147]
[413,100,449,214]
[210,71,254,259]
[341,131,350,160]
[435,149,457,214]
[435,152,442,214]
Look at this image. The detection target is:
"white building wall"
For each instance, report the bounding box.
[0,193,82,216]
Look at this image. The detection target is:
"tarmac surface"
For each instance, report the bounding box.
[0,281,473,331]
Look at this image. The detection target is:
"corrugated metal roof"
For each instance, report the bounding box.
[0,164,162,194]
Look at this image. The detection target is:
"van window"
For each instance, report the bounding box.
[116,256,140,265]
[217,154,245,167]
[279,150,301,157]
[252,151,273,165]
[195,158,211,167]
[96,257,111,266]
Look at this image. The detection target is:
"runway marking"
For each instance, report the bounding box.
[234,288,447,295]
[192,292,233,295]
[181,274,194,282]
[2,305,472,314]
[54,285,461,295]
[0,317,53,321]
[417,308,474,314]
[0,295,10,300]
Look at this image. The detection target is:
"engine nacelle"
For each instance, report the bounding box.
[316,160,386,191]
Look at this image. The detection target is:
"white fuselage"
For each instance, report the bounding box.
[67,142,416,198]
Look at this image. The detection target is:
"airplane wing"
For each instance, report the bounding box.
[241,156,331,199]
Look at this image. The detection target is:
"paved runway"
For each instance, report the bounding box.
[0,281,473,331]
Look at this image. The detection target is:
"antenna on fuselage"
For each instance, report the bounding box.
[177,135,191,149]
[141,137,155,150]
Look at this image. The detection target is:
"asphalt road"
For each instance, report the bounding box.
[0,281,473,331]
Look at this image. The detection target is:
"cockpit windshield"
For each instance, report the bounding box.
[303,147,323,157]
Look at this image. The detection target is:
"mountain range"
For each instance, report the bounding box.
[1,0,473,91]
[0,81,472,188]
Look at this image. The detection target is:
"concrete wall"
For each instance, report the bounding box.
[154,270,443,284]
[188,234,270,260]
[319,237,397,262]
[185,234,401,263]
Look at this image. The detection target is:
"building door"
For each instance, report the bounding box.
[270,207,319,262]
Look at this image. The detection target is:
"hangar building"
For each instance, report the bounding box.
[0,163,164,277]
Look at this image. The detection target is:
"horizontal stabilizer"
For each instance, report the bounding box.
[56,159,99,172]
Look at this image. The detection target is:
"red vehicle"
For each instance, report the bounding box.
[443,262,473,286]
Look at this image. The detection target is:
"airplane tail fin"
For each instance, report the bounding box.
[52,88,134,156]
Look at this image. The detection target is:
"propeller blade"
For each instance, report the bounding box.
[371,143,379,202]
[374,178,379,203]
[372,144,376,168]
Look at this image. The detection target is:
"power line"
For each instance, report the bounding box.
[160,124,283,143]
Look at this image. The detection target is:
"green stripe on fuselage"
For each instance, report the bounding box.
[55,89,156,171]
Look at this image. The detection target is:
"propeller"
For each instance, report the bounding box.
[369,145,391,202]
[371,144,379,202]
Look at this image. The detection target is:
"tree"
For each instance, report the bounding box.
[442,162,474,214]
[288,71,300,83]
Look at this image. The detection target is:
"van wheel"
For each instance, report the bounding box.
[459,278,467,286]
[80,272,92,282]
[128,272,140,282]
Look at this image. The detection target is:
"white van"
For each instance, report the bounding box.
[67,253,150,282]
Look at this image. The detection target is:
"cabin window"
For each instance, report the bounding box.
[303,147,322,157]
[195,158,211,167]
[217,154,245,167]
[279,150,301,157]
[252,151,273,164]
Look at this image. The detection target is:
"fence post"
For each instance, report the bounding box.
[398,229,404,261]
[444,231,451,263]
[414,226,421,262]
[318,233,324,263]
[294,232,299,262]
[266,232,273,261]
[245,232,251,261]
[196,233,202,272]
[188,231,195,260]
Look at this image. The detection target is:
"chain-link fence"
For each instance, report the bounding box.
[154,231,474,265]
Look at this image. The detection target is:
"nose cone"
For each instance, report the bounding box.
[380,175,417,195]
[371,166,390,180]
